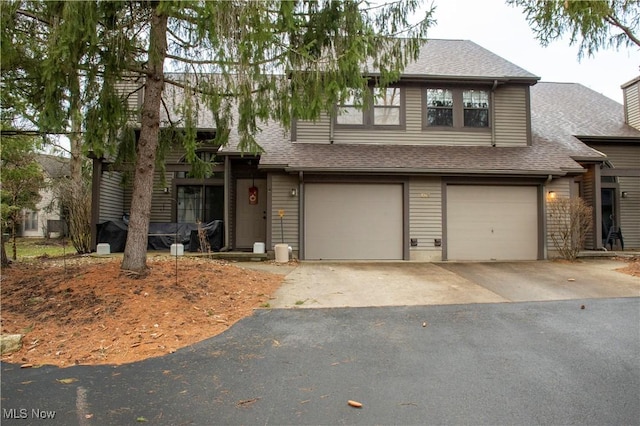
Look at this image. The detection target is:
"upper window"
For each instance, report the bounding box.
[424,88,490,130]
[426,89,453,126]
[463,90,489,127]
[336,87,404,129]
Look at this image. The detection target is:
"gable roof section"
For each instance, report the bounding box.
[36,154,70,179]
[530,82,640,159]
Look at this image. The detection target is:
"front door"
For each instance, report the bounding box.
[601,187,617,239]
[235,179,267,249]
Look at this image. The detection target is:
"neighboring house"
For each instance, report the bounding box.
[21,154,69,238]
[90,39,640,260]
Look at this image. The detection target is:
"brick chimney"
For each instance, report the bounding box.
[621,76,640,130]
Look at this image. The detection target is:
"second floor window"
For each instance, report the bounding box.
[336,87,404,129]
[424,88,490,130]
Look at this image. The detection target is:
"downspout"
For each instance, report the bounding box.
[491,79,498,147]
[329,107,335,144]
[298,171,304,260]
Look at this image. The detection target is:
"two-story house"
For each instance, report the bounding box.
[90,39,640,260]
[20,154,69,238]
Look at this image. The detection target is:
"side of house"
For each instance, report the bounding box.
[20,154,69,238]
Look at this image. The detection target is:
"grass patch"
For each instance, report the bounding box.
[5,238,71,261]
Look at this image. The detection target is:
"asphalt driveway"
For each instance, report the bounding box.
[2,299,639,425]
[264,258,639,308]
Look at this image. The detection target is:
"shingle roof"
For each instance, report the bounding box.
[219,42,640,176]
[530,82,640,148]
[399,39,539,82]
[36,154,70,179]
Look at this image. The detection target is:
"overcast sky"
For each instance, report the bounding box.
[424,0,639,103]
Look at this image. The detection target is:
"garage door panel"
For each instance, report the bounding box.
[447,186,538,261]
[305,184,403,260]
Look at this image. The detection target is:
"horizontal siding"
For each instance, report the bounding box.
[295,85,527,146]
[624,82,640,129]
[588,144,640,169]
[150,172,175,222]
[409,177,442,257]
[619,177,640,249]
[545,178,573,255]
[99,171,124,222]
[494,85,529,147]
[270,174,299,251]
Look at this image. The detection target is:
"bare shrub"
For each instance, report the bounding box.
[55,178,92,254]
[547,196,592,260]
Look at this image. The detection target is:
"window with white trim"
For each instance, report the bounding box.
[24,210,38,231]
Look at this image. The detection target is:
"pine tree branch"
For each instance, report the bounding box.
[604,13,640,47]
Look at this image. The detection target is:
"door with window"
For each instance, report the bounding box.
[177,185,224,223]
[235,179,267,249]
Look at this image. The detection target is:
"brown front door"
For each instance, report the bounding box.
[235,179,267,249]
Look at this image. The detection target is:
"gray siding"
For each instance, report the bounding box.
[270,174,299,251]
[619,177,640,249]
[623,81,640,130]
[581,166,597,249]
[150,172,174,222]
[99,171,124,222]
[494,85,529,146]
[589,143,640,249]
[408,177,442,261]
[545,178,572,256]
[295,84,529,147]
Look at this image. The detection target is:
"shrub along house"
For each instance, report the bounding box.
[90,39,640,260]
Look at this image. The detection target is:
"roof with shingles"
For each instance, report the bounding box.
[36,154,70,179]
[221,41,640,176]
[399,39,539,81]
[530,82,640,145]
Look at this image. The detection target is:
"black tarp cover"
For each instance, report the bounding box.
[96,220,223,253]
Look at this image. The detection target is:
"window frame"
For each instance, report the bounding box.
[24,210,38,231]
[335,86,406,130]
[422,87,491,132]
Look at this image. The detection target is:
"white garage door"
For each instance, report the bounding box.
[446,185,538,261]
[305,183,403,260]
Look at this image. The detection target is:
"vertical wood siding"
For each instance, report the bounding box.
[408,177,442,260]
[623,81,640,129]
[270,174,299,251]
[295,85,528,147]
[99,171,124,221]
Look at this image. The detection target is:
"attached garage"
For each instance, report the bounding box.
[446,185,539,261]
[304,183,404,260]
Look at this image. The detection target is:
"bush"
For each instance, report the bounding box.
[547,196,592,260]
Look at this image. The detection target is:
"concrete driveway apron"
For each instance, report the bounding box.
[267,259,639,308]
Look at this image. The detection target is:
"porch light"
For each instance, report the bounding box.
[621,191,628,198]
[547,191,556,199]
[290,188,298,197]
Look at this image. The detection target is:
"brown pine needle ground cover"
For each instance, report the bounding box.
[1,255,285,368]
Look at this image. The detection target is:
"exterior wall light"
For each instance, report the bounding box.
[547,191,556,199]
[290,188,298,197]
[621,191,628,198]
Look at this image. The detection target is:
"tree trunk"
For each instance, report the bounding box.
[120,9,168,275]
[1,234,9,267]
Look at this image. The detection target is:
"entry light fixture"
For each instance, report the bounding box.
[163,187,170,194]
[547,191,556,199]
[621,191,628,198]
[290,188,298,197]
